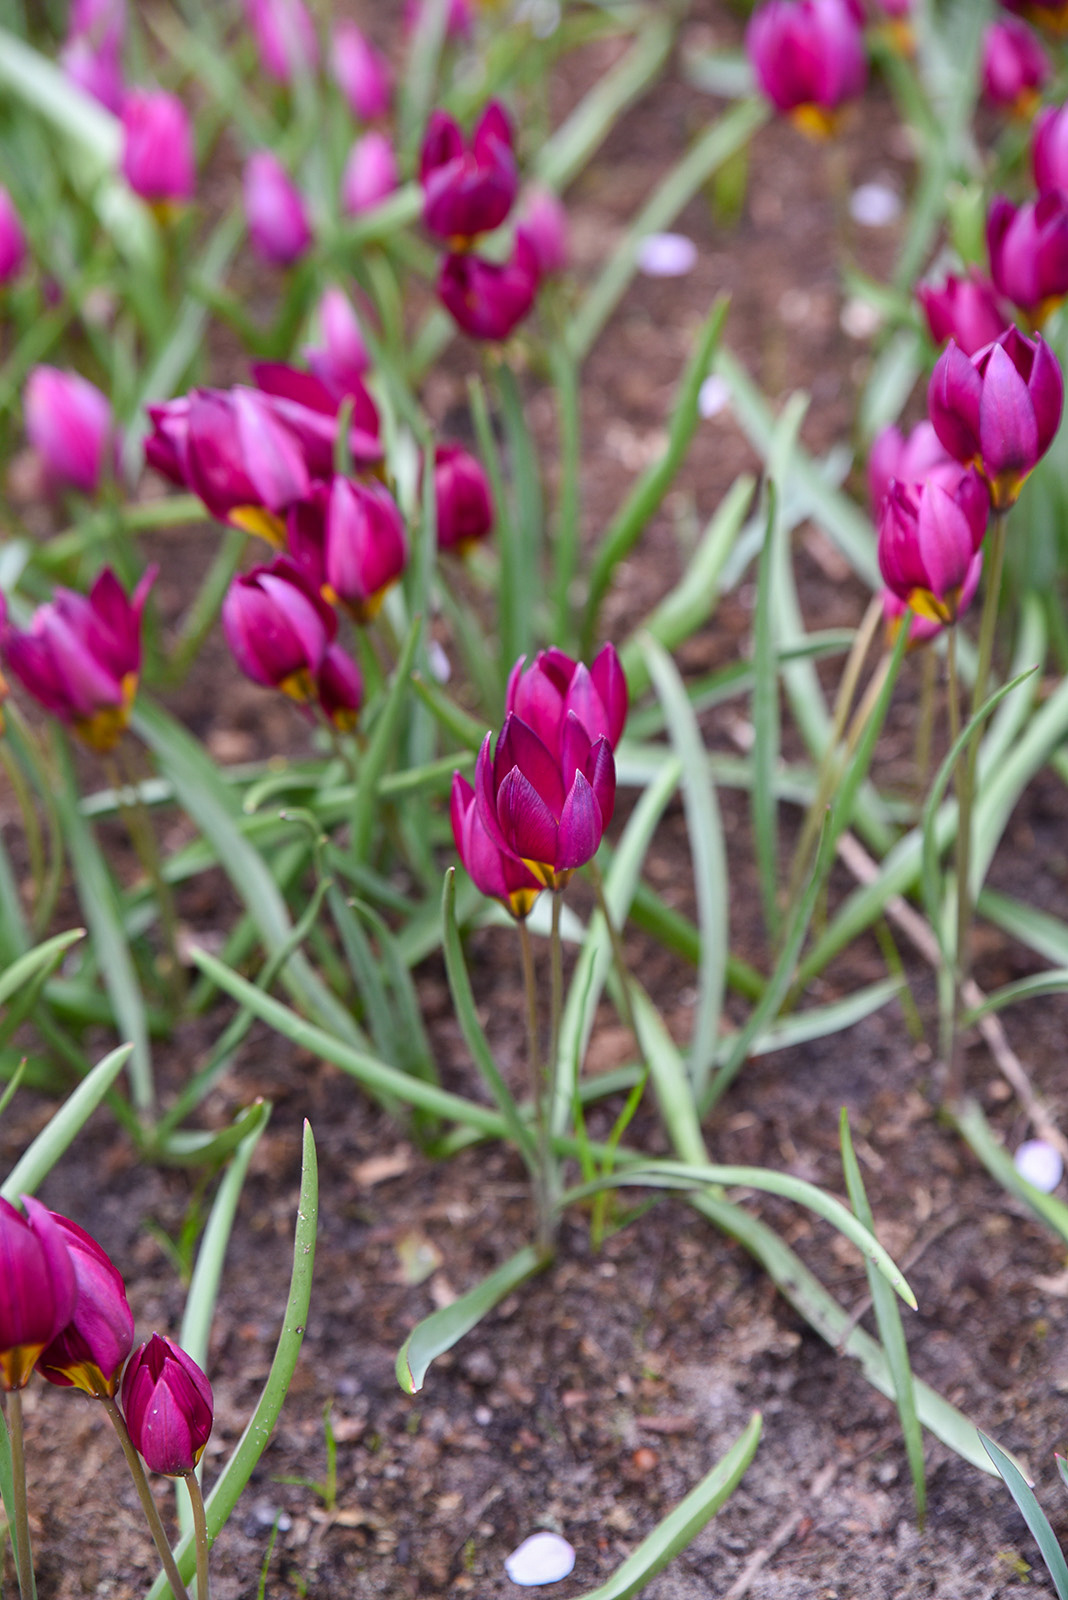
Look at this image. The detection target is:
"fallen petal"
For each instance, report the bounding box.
[1014,1139,1064,1193]
[637,232,697,277]
[505,1531,576,1586]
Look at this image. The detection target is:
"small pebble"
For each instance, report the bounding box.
[637,232,697,277]
[849,182,901,228]
[505,1531,576,1586]
[1014,1139,1064,1193]
[698,374,730,418]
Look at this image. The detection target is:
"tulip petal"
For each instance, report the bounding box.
[497,766,559,867]
[556,770,603,871]
[979,341,1039,478]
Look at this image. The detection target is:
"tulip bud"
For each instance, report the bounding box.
[36,1215,134,1398]
[987,192,1068,325]
[877,468,989,625]
[323,476,408,622]
[419,101,518,242]
[62,0,125,112]
[222,555,336,701]
[0,186,26,285]
[244,151,312,266]
[121,1335,213,1477]
[1033,103,1068,199]
[121,90,195,208]
[430,444,493,553]
[340,130,398,216]
[917,270,1012,356]
[245,0,319,83]
[981,18,1049,116]
[451,771,542,918]
[25,365,113,496]
[437,231,539,341]
[316,641,363,731]
[332,22,391,120]
[182,386,313,541]
[517,187,567,277]
[506,643,628,758]
[746,0,867,136]
[0,1197,77,1390]
[304,287,370,399]
[867,420,955,520]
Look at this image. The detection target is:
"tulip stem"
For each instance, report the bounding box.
[104,747,184,1020]
[915,646,937,794]
[7,1390,35,1600]
[183,1469,211,1600]
[517,916,552,1249]
[102,1397,191,1600]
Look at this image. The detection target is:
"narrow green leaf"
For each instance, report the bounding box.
[397,1244,545,1395]
[752,479,782,941]
[972,671,1068,896]
[351,616,422,861]
[960,968,1068,1027]
[978,888,1068,967]
[0,929,84,1011]
[981,1433,1068,1600]
[954,1099,1068,1247]
[745,978,900,1057]
[1,1043,132,1201]
[627,984,706,1169]
[496,363,542,662]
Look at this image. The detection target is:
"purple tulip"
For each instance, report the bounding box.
[222,555,336,701]
[244,151,312,266]
[517,187,568,277]
[316,641,363,731]
[121,1335,213,1478]
[121,90,195,207]
[36,1214,134,1399]
[867,420,956,519]
[341,130,398,216]
[475,710,616,891]
[332,22,391,120]
[61,0,125,112]
[0,565,156,751]
[179,386,312,541]
[245,0,319,83]
[745,0,867,134]
[928,328,1064,509]
[506,643,628,760]
[1033,103,1068,198]
[981,18,1050,113]
[987,192,1068,323]
[419,101,518,242]
[877,467,989,625]
[917,270,1012,356]
[320,475,408,622]
[437,231,539,341]
[304,287,370,400]
[0,1197,77,1391]
[251,363,381,475]
[25,365,113,495]
[430,443,493,552]
[882,583,979,648]
[0,185,26,285]
[451,771,542,918]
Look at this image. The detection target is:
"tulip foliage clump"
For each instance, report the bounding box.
[5,0,1068,1593]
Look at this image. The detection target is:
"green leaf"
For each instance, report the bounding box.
[972,671,1068,897]
[351,615,423,861]
[396,1244,545,1395]
[627,984,706,1169]
[954,1099,1068,1247]
[752,478,783,941]
[572,1413,762,1600]
[960,967,1068,1028]
[979,888,1068,967]
[0,929,84,1012]
[1,1043,132,1202]
[981,1433,1068,1600]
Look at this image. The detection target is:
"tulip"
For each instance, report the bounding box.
[1033,103,1068,197]
[917,271,1012,356]
[881,584,980,648]
[475,712,616,890]
[981,18,1049,114]
[304,287,370,399]
[25,365,112,495]
[251,362,381,474]
[121,90,195,208]
[321,475,408,621]
[0,565,155,751]
[506,643,628,758]
[179,386,312,540]
[245,0,319,83]
[517,187,567,277]
[987,192,1068,324]
[867,420,956,519]
[222,555,336,701]
[451,771,542,918]
[332,22,391,120]
[745,0,867,136]
[143,394,190,487]
[0,185,26,284]
[877,468,989,625]
[316,641,363,731]
[121,1335,213,1477]
[437,231,539,341]
[244,151,312,266]
[430,443,493,552]
[36,1215,134,1398]
[62,0,125,112]
[340,130,398,216]
[928,328,1064,509]
[419,101,518,242]
[0,1197,77,1390]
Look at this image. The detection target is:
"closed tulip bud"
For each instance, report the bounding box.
[437,231,539,341]
[340,130,398,216]
[121,1335,213,1477]
[121,90,195,208]
[431,444,493,553]
[183,386,312,541]
[867,420,955,519]
[304,287,370,400]
[928,329,1064,509]
[420,101,518,242]
[144,395,190,486]
[25,365,113,496]
[877,468,989,625]
[316,642,363,731]
[882,585,975,649]
[506,643,628,758]
[475,711,616,891]
[987,192,1068,324]
[517,187,568,277]
[0,186,26,284]
[251,363,381,475]
[36,1215,134,1399]
[244,151,312,266]
[746,0,867,136]
[0,1197,77,1391]
[917,270,1012,356]
[332,22,391,120]
[245,0,319,83]
[981,18,1050,115]
[323,476,408,622]
[0,565,155,751]
[222,555,336,702]
[1033,103,1068,198]
[451,771,541,918]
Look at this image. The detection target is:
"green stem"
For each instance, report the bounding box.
[7,1390,33,1600]
[915,644,937,793]
[517,917,551,1251]
[542,890,566,1251]
[102,1398,191,1600]
[183,1470,211,1600]
[105,748,184,1012]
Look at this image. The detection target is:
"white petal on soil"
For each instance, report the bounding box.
[849,182,901,228]
[698,374,731,419]
[505,1531,577,1586]
[1014,1139,1064,1193]
[637,232,698,277]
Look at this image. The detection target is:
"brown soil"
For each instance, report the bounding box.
[5,5,1068,1598]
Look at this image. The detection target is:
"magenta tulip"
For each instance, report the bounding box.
[332,22,391,119]
[251,362,381,475]
[0,186,26,284]
[1033,103,1068,197]
[981,18,1050,113]
[62,0,125,112]
[987,192,1068,323]
[0,1197,77,1391]
[316,641,363,731]
[304,287,370,399]
[121,1335,213,1477]
[430,444,493,552]
[745,0,867,134]
[179,387,312,541]
[877,467,989,624]
[245,0,319,83]
[321,476,408,622]
[437,231,539,341]
[341,131,398,216]
[506,643,629,758]
[25,365,112,495]
[121,90,195,207]
[867,420,956,519]
[244,151,312,266]
[36,1215,134,1399]
[451,771,542,918]
[917,270,1012,356]
[518,187,568,277]
[420,101,518,242]
[222,556,336,701]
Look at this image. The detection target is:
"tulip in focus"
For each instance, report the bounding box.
[341,131,398,216]
[332,21,391,119]
[1033,103,1068,196]
[745,0,867,136]
[451,771,542,918]
[917,270,1012,356]
[507,643,629,756]
[420,101,518,242]
[121,1334,213,1477]
[25,365,113,495]
[987,192,1068,324]
[0,565,156,751]
[245,0,319,83]
[222,555,336,702]
[305,286,370,399]
[438,231,539,341]
[121,90,195,210]
[36,1215,134,1398]
[0,1197,77,1390]
[517,187,568,277]
[0,185,26,284]
[928,328,1064,509]
[316,641,363,731]
[981,18,1050,114]
[244,151,313,266]
[877,467,989,625]
[430,443,493,552]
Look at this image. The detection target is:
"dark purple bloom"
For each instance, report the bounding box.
[987,192,1068,323]
[981,17,1050,113]
[121,1335,213,1477]
[451,771,542,918]
[0,1197,77,1391]
[36,1214,134,1399]
[320,476,408,622]
[506,643,628,758]
[419,101,518,242]
[877,467,989,625]
[917,270,1012,356]
[316,641,363,731]
[746,0,867,133]
[430,444,493,552]
[222,555,336,701]
[1033,103,1068,197]
[437,231,539,341]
